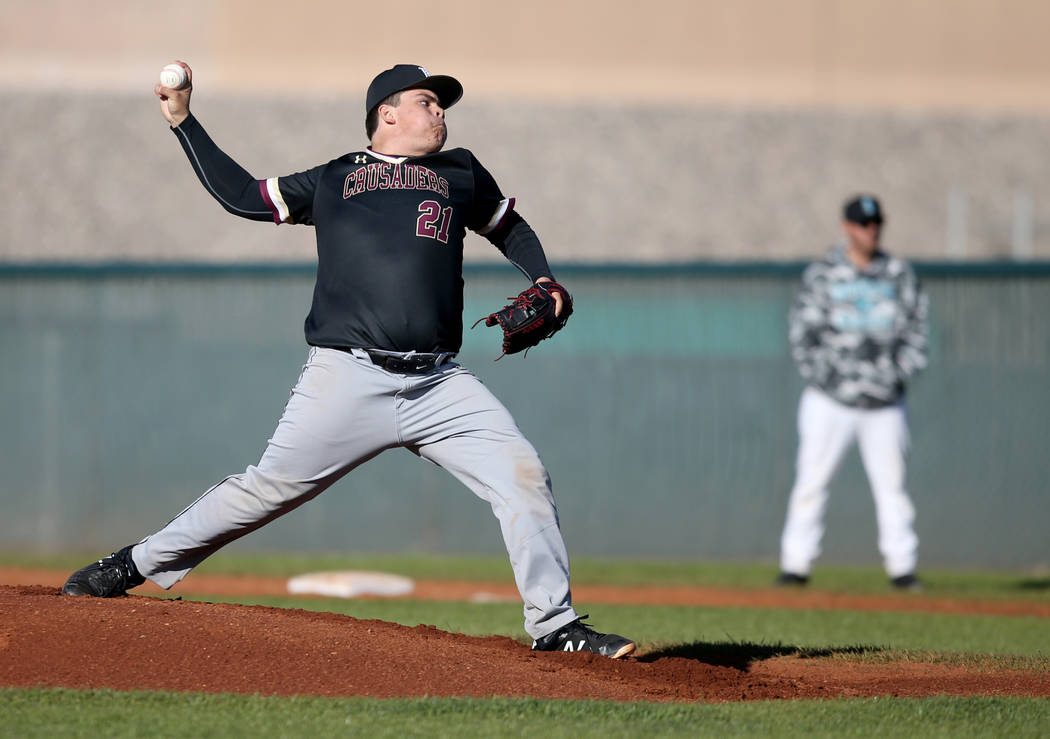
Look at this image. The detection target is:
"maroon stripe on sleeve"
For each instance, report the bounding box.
[258,180,282,224]
[490,197,515,232]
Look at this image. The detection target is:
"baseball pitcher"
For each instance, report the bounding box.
[60,62,635,659]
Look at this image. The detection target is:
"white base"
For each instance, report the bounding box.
[286,570,415,599]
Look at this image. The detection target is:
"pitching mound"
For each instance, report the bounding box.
[1,585,1047,702]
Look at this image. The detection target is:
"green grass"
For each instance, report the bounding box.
[2,689,1048,738]
[6,550,1050,600]
[3,552,1048,736]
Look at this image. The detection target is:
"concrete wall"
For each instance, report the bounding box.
[3,1,1050,264]
[3,91,1050,263]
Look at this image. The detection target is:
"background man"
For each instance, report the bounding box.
[776,194,929,591]
[60,62,635,659]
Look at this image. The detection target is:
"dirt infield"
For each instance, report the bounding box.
[2,573,1048,702]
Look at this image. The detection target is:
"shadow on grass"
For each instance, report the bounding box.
[1015,578,1050,591]
[637,641,885,670]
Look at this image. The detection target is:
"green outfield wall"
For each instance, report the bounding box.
[1,263,1047,570]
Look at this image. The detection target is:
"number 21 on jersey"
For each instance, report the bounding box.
[416,200,452,244]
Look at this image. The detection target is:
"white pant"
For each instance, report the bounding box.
[132,347,579,639]
[779,386,918,578]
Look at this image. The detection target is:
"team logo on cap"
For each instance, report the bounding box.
[418,66,431,77]
[861,198,877,216]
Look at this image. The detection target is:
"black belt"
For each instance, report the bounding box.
[363,349,452,375]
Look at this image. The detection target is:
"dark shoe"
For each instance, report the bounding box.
[61,545,145,597]
[531,617,636,659]
[891,574,924,592]
[774,572,809,587]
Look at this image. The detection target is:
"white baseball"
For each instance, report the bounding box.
[159,63,188,90]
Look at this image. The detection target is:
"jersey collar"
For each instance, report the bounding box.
[365,148,408,164]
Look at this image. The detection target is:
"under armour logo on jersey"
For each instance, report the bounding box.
[563,640,586,652]
[418,66,431,77]
[354,155,368,164]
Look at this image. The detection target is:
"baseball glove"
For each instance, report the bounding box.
[473,280,574,357]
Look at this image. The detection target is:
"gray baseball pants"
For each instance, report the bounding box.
[131,346,580,639]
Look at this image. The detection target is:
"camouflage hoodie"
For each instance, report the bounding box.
[789,245,929,408]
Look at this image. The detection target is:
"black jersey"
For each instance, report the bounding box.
[262,149,510,352]
[172,114,553,354]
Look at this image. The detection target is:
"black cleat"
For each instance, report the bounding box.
[531,617,636,659]
[891,573,924,592]
[774,571,810,587]
[61,545,145,597]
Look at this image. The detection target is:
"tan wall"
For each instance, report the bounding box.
[4,0,1050,112]
[4,1,1050,263]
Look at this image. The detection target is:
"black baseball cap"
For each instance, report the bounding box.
[366,64,463,114]
[843,194,884,225]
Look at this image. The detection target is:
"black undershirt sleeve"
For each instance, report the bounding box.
[170,113,273,222]
[482,210,555,283]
